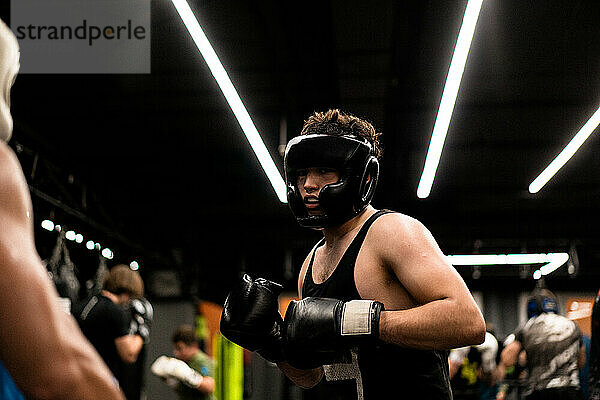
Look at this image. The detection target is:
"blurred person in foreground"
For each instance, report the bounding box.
[0,18,124,400]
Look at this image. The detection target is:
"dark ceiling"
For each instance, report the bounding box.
[4,1,600,303]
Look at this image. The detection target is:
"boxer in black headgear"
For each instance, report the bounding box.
[221,109,485,400]
[284,133,379,228]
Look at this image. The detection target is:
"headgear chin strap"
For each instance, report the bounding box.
[284,134,379,228]
[0,19,20,143]
[526,288,559,319]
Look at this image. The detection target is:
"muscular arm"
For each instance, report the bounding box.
[373,214,486,350]
[0,144,125,400]
[494,339,522,382]
[115,334,143,364]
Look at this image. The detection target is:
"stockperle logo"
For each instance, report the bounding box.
[11,0,150,74]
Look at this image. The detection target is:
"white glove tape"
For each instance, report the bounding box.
[341,300,373,335]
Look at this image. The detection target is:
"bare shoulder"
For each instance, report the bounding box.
[0,143,33,243]
[0,143,39,287]
[297,246,314,298]
[0,142,19,171]
[0,142,28,196]
[364,210,449,274]
[371,211,425,232]
[366,211,432,250]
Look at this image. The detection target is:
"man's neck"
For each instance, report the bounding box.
[321,206,376,245]
[101,290,120,304]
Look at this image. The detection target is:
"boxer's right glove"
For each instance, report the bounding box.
[284,297,384,369]
[220,274,285,363]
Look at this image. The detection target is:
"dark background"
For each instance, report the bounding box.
[3,0,599,304]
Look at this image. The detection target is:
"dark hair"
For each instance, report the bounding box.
[527,288,559,317]
[536,288,557,299]
[171,324,199,346]
[300,109,383,160]
[102,264,144,298]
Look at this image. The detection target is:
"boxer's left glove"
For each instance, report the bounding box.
[220,274,285,363]
[284,297,384,369]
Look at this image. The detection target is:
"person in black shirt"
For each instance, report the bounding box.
[221,109,486,399]
[74,264,146,396]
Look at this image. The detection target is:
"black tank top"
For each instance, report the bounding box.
[302,210,452,400]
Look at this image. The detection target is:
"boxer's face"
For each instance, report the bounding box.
[173,341,196,362]
[296,167,340,215]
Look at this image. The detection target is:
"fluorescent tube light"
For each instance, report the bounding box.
[171,0,287,203]
[447,252,569,278]
[417,0,484,199]
[529,104,600,193]
[538,253,569,275]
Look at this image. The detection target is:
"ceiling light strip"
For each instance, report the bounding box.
[171,0,287,203]
[447,252,569,279]
[529,104,600,193]
[417,0,484,199]
[41,219,115,260]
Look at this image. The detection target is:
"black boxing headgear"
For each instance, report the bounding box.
[284,134,379,228]
[526,288,559,319]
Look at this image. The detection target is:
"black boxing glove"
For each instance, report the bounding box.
[220,274,285,363]
[284,297,384,369]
